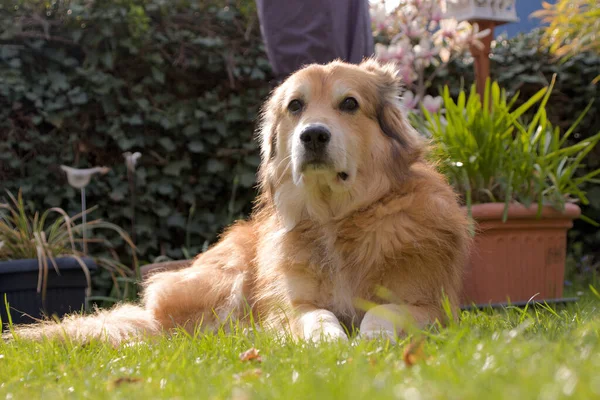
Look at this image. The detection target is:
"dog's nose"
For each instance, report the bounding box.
[299,126,331,152]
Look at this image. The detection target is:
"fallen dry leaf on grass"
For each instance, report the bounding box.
[402,339,426,367]
[239,347,262,362]
[107,376,143,390]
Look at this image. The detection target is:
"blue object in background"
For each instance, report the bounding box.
[495,1,549,38]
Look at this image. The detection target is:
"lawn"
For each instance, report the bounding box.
[1,292,600,400]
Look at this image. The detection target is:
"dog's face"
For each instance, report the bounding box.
[258,60,423,230]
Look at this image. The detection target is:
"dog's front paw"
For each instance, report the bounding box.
[298,309,348,343]
[359,304,415,343]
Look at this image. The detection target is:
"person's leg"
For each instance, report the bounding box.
[255,0,374,81]
[333,0,375,65]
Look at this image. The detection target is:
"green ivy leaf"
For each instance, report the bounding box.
[158,137,176,151]
[9,58,22,68]
[191,37,223,47]
[239,171,256,188]
[151,66,165,84]
[188,141,205,153]
[128,114,143,125]
[117,137,137,150]
[45,115,64,128]
[157,183,174,195]
[48,71,69,92]
[69,90,89,105]
[109,186,128,202]
[167,213,186,229]
[183,124,200,137]
[164,159,191,176]
[102,52,114,70]
[206,159,225,173]
[155,205,171,217]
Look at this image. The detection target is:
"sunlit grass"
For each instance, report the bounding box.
[1,291,600,399]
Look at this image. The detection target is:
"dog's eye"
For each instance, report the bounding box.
[287,99,304,114]
[340,97,359,112]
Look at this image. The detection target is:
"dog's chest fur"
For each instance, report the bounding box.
[301,211,403,326]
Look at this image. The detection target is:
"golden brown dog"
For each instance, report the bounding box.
[6,59,471,345]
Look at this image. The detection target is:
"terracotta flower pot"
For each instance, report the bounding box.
[461,202,581,306]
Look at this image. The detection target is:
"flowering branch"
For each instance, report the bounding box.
[371,0,490,114]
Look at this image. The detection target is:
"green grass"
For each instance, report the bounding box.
[2,292,600,400]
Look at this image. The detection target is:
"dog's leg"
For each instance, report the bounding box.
[144,222,255,333]
[359,304,437,342]
[257,269,348,342]
[294,305,348,342]
[143,266,248,333]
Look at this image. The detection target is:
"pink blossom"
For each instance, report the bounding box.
[431,4,443,23]
[401,90,419,110]
[413,38,438,68]
[371,0,488,109]
[398,63,418,85]
[401,20,425,39]
[455,22,491,50]
[374,43,391,62]
[422,95,443,114]
[439,47,451,63]
[370,2,389,34]
[387,37,413,63]
[469,23,492,50]
[433,19,458,46]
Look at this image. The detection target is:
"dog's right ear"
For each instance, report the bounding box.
[256,88,282,163]
[256,85,285,203]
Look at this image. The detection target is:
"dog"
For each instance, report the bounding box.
[5,59,471,345]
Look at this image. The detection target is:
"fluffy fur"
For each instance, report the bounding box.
[4,59,471,345]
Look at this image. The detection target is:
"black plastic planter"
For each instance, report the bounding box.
[0,257,97,331]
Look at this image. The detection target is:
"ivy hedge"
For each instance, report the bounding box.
[0,0,271,273]
[1,2,599,293]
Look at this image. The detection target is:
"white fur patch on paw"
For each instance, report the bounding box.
[299,309,348,342]
[359,304,410,343]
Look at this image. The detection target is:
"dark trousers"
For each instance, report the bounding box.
[255,0,375,82]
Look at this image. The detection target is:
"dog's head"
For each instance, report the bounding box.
[257,59,424,230]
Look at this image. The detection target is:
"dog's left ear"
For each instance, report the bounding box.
[361,59,424,177]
